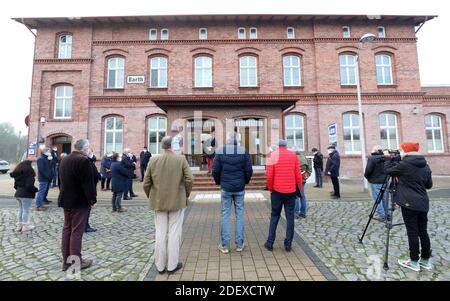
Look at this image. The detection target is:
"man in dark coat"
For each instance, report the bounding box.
[384,141,433,272]
[364,145,389,220]
[85,150,101,233]
[325,145,341,199]
[139,146,152,182]
[212,132,253,253]
[58,139,96,271]
[36,147,54,211]
[122,148,137,200]
[50,145,59,188]
[110,153,129,212]
[311,148,324,188]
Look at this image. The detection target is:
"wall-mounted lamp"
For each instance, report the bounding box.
[412,107,419,115]
[40,116,46,126]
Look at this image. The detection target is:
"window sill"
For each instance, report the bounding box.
[283,86,304,90]
[147,87,168,91]
[104,88,125,92]
[239,86,260,90]
[340,85,357,88]
[193,87,214,91]
[377,84,397,88]
[49,118,74,122]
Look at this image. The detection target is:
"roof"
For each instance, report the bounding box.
[12,14,437,29]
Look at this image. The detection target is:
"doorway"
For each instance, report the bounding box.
[186,118,215,169]
[51,135,72,157]
[235,118,265,166]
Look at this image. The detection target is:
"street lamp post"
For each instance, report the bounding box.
[356,33,376,192]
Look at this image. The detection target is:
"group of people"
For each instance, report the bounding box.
[9,131,433,274]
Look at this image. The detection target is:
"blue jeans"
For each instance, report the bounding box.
[36,181,50,208]
[267,191,296,248]
[295,181,307,216]
[112,192,123,210]
[220,190,245,248]
[314,167,323,187]
[371,183,389,218]
[17,198,33,224]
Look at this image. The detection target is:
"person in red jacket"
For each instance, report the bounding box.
[264,140,302,252]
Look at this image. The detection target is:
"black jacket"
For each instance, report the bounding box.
[58,151,97,208]
[121,155,136,178]
[140,151,152,168]
[313,152,324,170]
[212,143,253,192]
[364,153,388,184]
[325,150,340,177]
[111,161,130,193]
[385,154,432,212]
[37,154,54,182]
[10,171,38,199]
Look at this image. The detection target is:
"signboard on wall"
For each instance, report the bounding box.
[328,123,338,147]
[28,143,36,155]
[127,76,145,84]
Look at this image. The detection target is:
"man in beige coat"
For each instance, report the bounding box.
[143,136,194,274]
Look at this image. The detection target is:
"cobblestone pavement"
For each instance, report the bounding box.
[293,199,450,281]
[0,200,155,281]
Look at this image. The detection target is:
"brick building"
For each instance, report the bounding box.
[14,14,450,176]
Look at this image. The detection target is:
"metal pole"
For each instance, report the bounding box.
[355,55,369,192]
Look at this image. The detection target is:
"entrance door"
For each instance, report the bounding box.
[51,135,72,157]
[235,118,265,165]
[186,119,215,169]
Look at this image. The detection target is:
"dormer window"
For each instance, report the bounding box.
[149,28,157,40]
[199,28,207,40]
[377,26,386,38]
[342,26,350,38]
[287,27,295,39]
[238,27,246,39]
[250,27,258,39]
[161,29,169,40]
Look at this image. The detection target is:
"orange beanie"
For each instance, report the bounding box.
[400,141,419,153]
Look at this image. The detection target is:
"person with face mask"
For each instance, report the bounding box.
[140,146,152,182]
[35,147,55,211]
[325,145,341,199]
[100,152,113,190]
[122,148,138,200]
[110,152,128,213]
[50,146,59,188]
[384,141,433,272]
[311,148,324,188]
[85,149,101,233]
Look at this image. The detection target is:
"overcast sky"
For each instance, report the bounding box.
[0,0,449,134]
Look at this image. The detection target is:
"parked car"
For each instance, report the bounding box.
[0,160,10,174]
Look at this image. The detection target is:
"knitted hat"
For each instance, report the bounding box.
[327,144,336,150]
[278,140,288,147]
[400,141,419,153]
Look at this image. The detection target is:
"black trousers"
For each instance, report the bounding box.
[140,165,146,181]
[101,177,111,190]
[401,207,431,261]
[331,176,340,197]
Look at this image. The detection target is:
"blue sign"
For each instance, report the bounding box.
[28,143,36,155]
[328,123,337,146]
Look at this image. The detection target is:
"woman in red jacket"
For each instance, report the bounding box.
[265,140,302,252]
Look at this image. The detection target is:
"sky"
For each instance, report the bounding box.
[0,0,449,134]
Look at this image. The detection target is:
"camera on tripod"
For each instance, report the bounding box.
[376,149,401,162]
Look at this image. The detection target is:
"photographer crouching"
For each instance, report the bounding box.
[364,145,389,221]
[384,141,433,272]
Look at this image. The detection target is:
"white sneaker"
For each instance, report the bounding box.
[21,224,35,232]
[398,258,420,272]
[15,223,23,232]
[236,244,245,252]
[418,258,432,270]
[218,244,229,254]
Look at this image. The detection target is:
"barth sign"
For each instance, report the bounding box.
[127,76,145,84]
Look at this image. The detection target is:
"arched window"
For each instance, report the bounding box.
[58,34,72,59]
[194,56,212,87]
[249,27,258,39]
[376,54,393,85]
[343,113,361,154]
[107,57,125,89]
[104,116,123,153]
[283,55,301,86]
[150,56,168,88]
[239,55,257,87]
[238,27,246,39]
[285,114,305,151]
[148,116,167,154]
[379,113,399,150]
[425,114,444,152]
[339,54,357,85]
[54,85,72,119]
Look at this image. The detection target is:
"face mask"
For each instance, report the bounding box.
[107,154,112,157]
[143,149,147,152]
[328,149,333,154]
[45,152,51,157]
[53,148,57,151]
[88,153,94,159]
[47,155,53,160]
[117,157,122,162]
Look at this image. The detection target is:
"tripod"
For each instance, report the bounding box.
[359,174,404,271]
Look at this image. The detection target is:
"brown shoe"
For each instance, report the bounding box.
[118,208,128,213]
[81,259,93,270]
[35,207,48,211]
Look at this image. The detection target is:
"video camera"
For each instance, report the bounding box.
[375,149,401,162]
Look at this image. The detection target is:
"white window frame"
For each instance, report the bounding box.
[149,28,157,40]
[287,27,295,39]
[379,113,399,150]
[284,114,305,151]
[425,115,445,153]
[148,116,167,155]
[238,27,246,39]
[340,54,357,85]
[199,28,207,40]
[342,26,350,38]
[283,55,301,86]
[107,57,125,89]
[377,26,386,38]
[161,28,169,40]
[54,85,72,119]
[194,56,212,87]
[376,54,393,85]
[58,34,72,59]
[149,56,168,88]
[104,116,123,154]
[249,27,258,39]
[343,113,361,154]
[239,56,258,87]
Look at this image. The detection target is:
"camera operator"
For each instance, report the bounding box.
[364,145,389,221]
[384,141,433,272]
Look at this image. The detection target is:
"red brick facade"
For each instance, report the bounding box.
[16,14,450,176]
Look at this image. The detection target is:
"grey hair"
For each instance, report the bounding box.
[74,139,90,153]
[161,136,173,150]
